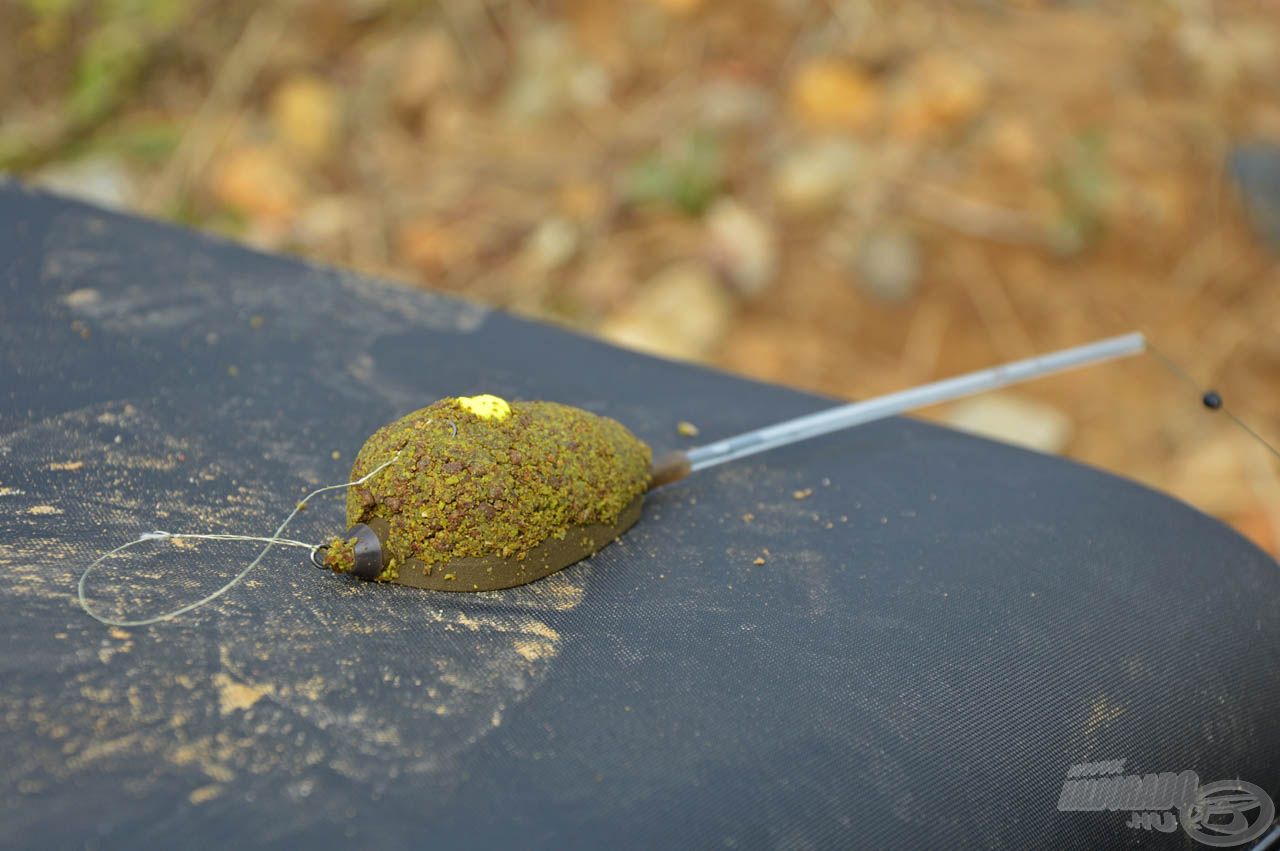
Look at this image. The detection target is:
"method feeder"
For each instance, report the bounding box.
[318,332,1146,593]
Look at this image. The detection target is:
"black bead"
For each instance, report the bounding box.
[1202,390,1223,410]
[345,521,388,580]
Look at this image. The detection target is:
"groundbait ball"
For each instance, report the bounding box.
[321,395,653,592]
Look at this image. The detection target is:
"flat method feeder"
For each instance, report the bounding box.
[317,332,1147,593]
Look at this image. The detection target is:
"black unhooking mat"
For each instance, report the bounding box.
[1,181,1277,850]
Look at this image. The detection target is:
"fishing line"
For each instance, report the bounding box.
[1145,340,1280,462]
[77,452,402,627]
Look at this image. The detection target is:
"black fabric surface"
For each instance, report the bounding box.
[1,182,1277,849]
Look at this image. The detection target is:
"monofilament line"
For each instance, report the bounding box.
[78,452,401,627]
[1146,341,1280,463]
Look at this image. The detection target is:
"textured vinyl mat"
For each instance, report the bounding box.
[1,182,1277,849]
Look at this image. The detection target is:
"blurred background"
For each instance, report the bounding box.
[2,0,1278,552]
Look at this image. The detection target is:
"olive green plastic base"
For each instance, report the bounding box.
[388,495,644,592]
